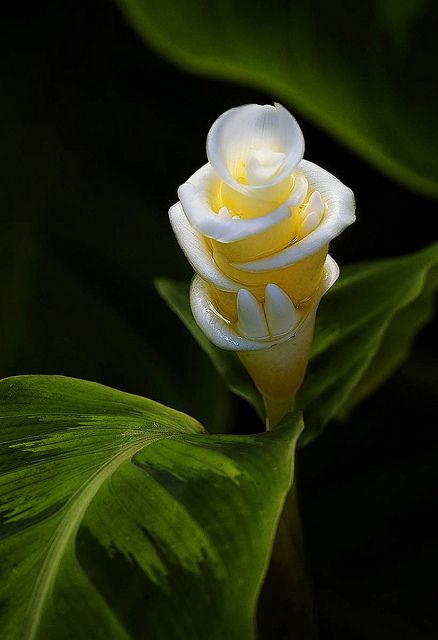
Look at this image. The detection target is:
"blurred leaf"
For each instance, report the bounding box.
[0,375,302,640]
[116,0,438,198]
[157,244,438,444]
[156,278,265,419]
[299,242,438,445]
[336,264,438,417]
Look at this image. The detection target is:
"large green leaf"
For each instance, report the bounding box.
[0,375,301,640]
[156,243,438,444]
[116,0,438,198]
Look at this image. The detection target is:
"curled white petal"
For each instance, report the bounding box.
[217,206,231,220]
[288,173,308,206]
[178,163,296,244]
[237,289,269,339]
[169,201,240,292]
[264,284,299,336]
[190,276,261,351]
[300,190,325,236]
[231,160,356,271]
[206,103,304,196]
[190,255,339,352]
[246,149,286,184]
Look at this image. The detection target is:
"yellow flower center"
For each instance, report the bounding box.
[207,164,328,324]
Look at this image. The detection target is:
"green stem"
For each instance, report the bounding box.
[257,473,319,639]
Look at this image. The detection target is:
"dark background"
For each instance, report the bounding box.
[1,1,436,638]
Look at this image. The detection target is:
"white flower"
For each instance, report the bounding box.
[169,103,355,426]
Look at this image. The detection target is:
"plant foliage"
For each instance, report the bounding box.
[157,243,438,444]
[0,375,301,639]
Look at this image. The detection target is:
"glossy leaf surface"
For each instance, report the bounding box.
[0,375,301,639]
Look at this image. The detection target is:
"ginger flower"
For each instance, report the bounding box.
[170,103,355,426]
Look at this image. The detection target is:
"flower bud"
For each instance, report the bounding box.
[170,103,355,426]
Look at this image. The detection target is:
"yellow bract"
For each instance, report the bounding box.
[220,176,294,218]
[208,175,327,322]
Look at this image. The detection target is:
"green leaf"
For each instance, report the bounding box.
[0,375,301,640]
[116,0,438,198]
[335,264,438,417]
[156,278,265,420]
[156,244,438,445]
[298,242,438,445]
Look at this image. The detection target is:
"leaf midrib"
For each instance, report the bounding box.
[20,432,166,640]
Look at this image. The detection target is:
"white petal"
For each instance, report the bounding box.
[206,103,304,196]
[190,276,267,351]
[237,289,269,339]
[169,202,240,292]
[300,190,325,236]
[230,159,356,271]
[178,163,292,243]
[320,254,340,298]
[246,149,286,184]
[217,206,231,220]
[287,173,308,206]
[264,284,300,336]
